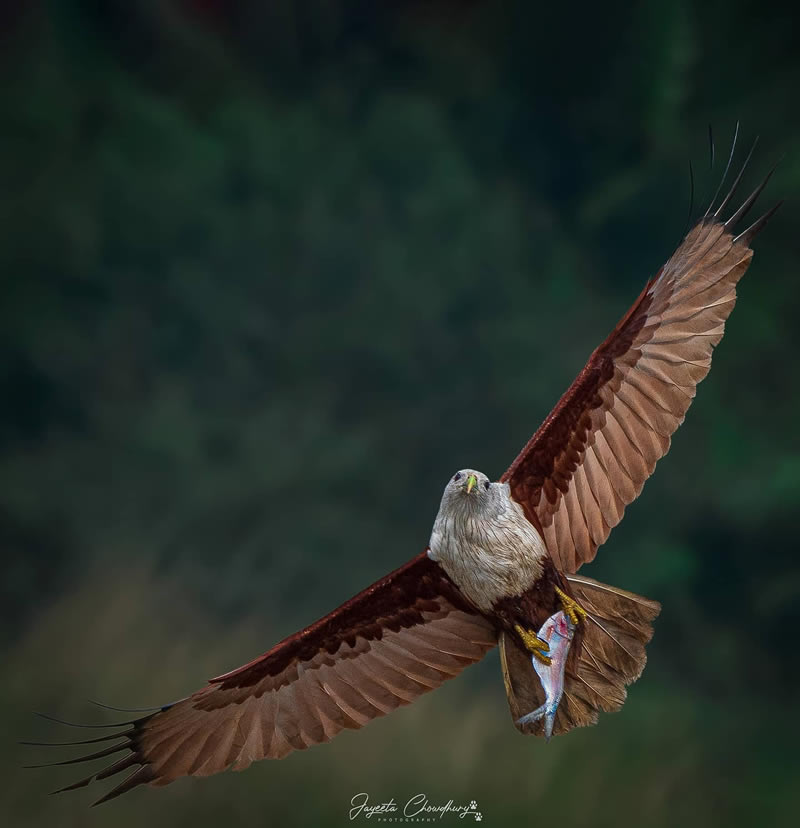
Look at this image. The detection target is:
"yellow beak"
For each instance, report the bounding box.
[466,474,477,494]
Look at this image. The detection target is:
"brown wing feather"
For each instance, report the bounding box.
[501,182,779,573]
[46,554,496,804]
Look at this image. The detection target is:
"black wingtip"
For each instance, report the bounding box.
[87,698,163,713]
[724,156,780,230]
[725,150,783,232]
[708,124,715,169]
[23,741,129,769]
[33,711,135,729]
[682,159,695,237]
[20,729,134,748]
[50,775,94,795]
[32,705,157,804]
[704,121,740,217]
[90,766,154,806]
[713,135,759,219]
[48,756,145,802]
[733,199,783,246]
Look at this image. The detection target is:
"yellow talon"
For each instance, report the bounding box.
[514,623,552,666]
[555,586,588,626]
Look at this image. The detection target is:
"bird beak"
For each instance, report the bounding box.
[466,474,477,494]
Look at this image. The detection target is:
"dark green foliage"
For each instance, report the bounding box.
[2,2,799,825]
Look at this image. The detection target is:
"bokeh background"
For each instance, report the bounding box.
[2,2,799,826]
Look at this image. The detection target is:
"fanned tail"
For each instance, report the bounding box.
[501,575,660,737]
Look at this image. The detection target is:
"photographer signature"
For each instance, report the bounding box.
[349,792,482,821]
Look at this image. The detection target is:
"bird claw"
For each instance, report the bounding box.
[513,623,552,666]
[555,586,587,626]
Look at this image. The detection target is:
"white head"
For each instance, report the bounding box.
[428,467,545,610]
[437,468,508,519]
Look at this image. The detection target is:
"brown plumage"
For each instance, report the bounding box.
[501,212,774,573]
[37,554,497,804]
[30,138,779,804]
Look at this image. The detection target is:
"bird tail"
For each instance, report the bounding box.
[500,575,661,738]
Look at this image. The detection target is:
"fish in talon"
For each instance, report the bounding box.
[516,611,575,741]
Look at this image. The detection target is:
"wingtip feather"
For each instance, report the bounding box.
[34,711,135,729]
[734,200,783,246]
[90,766,155,806]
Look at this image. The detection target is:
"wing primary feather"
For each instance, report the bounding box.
[51,776,94,794]
[734,200,783,246]
[713,135,759,219]
[704,121,739,217]
[20,731,133,747]
[49,756,145,795]
[94,754,141,781]
[90,767,155,807]
[724,160,781,230]
[87,699,166,713]
[695,124,716,215]
[681,159,695,239]
[708,124,715,170]
[23,741,129,769]
[33,712,136,729]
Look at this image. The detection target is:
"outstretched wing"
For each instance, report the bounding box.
[34,554,496,804]
[501,147,780,573]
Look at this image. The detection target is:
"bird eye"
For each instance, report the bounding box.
[453,473,462,481]
[484,481,490,490]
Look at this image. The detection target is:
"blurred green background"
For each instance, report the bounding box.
[2,2,799,826]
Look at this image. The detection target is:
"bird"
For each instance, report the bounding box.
[27,131,780,805]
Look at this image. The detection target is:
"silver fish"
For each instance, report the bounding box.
[516,610,576,741]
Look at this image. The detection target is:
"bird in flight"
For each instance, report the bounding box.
[29,132,779,805]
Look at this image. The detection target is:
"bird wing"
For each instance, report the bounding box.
[500,149,780,573]
[38,554,496,804]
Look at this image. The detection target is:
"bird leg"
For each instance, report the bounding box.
[514,623,552,666]
[554,586,587,626]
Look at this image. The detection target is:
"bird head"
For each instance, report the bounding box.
[446,469,492,499]
[437,469,509,521]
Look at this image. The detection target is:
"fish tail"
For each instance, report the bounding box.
[543,709,556,743]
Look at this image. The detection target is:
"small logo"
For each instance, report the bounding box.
[349,792,483,822]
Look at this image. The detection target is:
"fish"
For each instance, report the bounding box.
[515,610,576,741]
